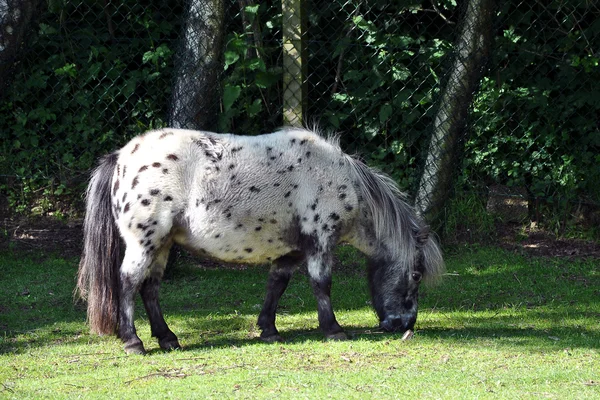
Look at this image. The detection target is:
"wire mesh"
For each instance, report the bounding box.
[0,0,598,226]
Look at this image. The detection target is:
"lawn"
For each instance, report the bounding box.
[0,246,598,399]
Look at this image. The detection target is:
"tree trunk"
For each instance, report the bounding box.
[0,0,39,95]
[167,0,225,270]
[414,0,496,226]
[169,0,225,130]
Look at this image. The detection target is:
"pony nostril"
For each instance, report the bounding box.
[380,316,415,332]
[380,317,402,332]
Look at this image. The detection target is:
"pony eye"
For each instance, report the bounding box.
[412,272,422,282]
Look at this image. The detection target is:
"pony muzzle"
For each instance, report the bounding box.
[380,314,416,333]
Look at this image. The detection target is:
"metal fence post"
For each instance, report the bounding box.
[282,0,307,127]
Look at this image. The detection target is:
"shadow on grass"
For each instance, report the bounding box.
[2,307,599,355]
[1,247,599,354]
[141,318,600,356]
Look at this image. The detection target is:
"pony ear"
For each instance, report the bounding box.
[415,226,430,248]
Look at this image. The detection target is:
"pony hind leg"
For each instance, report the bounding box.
[257,251,303,342]
[140,242,180,351]
[118,246,151,354]
[119,242,180,354]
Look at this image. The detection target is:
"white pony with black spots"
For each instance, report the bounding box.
[77,127,444,354]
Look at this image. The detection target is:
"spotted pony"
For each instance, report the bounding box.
[76,127,444,354]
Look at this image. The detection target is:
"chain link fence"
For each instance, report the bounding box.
[1,0,599,232]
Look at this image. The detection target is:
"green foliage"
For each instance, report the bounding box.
[1,0,599,220]
[466,1,600,206]
[0,0,178,213]
[442,191,497,243]
[306,0,457,188]
[217,3,282,133]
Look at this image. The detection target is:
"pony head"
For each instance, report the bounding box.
[368,226,443,333]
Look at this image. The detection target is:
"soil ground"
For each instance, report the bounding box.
[2,213,599,262]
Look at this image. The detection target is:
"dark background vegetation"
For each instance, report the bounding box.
[0,0,599,239]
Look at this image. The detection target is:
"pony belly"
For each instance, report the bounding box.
[175,224,295,264]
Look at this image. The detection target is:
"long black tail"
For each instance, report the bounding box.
[76,152,121,335]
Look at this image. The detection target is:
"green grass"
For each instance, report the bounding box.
[1,247,599,399]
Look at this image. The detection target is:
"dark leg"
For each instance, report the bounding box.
[118,271,146,355]
[140,244,180,351]
[257,252,302,342]
[140,277,180,350]
[307,254,346,340]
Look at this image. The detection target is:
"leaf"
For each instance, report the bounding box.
[223,85,241,112]
[379,104,392,123]
[224,51,240,70]
[245,4,260,16]
[392,65,411,81]
[247,99,262,117]
[327,113,340,129]
[87,62,102,80]
[54,63,77,78]
[247,58,266,72]
[255,71,278,88]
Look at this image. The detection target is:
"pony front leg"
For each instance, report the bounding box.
[307,255,347,340]
[257,252,302,342]
[257,268,292,342]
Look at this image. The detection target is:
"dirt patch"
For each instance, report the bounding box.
[2,215,599,261]
[1,216,84,259]
[495,223,600,259]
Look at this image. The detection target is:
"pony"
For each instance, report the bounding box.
[76,127,444,354]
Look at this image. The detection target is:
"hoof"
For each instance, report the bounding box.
[260,333,284,343]
[124,341,146,355]
[159,337,181,351]
[326,332,348,341]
